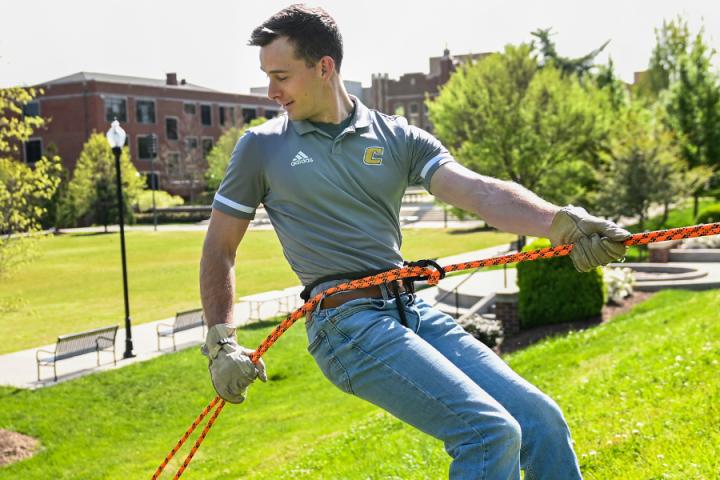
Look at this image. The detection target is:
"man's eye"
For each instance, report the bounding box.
[277,76,288,81]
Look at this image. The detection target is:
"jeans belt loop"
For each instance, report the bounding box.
[379,283,390,301]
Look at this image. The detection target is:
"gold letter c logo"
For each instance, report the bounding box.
[363,147,384,165]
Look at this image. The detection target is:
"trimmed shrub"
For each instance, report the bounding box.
[517,238,604,328]
[457,315,503,348]
[696,204,720,224]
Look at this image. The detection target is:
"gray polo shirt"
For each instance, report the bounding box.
[212,97,454,286]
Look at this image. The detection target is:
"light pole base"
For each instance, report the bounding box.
[123,332,136,359]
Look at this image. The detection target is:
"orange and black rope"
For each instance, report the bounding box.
[152,222,720,479]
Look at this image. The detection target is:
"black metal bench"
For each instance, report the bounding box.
[36,325,118,381]
[156,308,205,351]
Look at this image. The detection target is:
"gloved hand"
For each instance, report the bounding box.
[201,324,267,404]
[549,205,632,272]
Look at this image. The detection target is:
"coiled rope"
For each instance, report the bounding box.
[152,222,720,479]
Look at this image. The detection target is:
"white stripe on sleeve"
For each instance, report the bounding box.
[420,154,451,179]
[214,193,255,214]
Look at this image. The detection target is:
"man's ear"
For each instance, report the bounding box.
[319,56,335,79]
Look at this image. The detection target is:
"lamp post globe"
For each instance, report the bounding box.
[106,119,127,148]
[106,118,135,359]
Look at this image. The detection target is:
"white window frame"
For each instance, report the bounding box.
[137,134,154,160]
[165,116,180,141]
[183,102,197,115]
[200,104,213,126]
[103,95,129,122]
[135,97,157,124]
[201,136,214,159]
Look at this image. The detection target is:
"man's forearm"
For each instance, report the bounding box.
[466,176,559,237]
[432,163,560,238]
[200,247,237,328]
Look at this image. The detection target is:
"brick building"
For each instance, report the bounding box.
[23,72,279,198]
[369,49,491,132]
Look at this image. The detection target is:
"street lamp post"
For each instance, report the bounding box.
[106,119,135,359]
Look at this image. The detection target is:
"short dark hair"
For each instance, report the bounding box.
[249,4,344,72]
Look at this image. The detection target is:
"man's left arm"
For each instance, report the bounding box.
[430,161,559,237]
[429,161,631,271]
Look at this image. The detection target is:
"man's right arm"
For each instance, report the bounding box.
[200,208,251,327]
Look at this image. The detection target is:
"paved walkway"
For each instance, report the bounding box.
[0,242,515,389]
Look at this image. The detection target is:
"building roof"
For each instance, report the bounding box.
[42,72,220,93]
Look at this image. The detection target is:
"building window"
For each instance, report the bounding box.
[201,105,212,126]
[202,138,213,159]
[218,106,237,127]
[409,102,419,114]
[137,135,154,160]
[136,99,156,123]
[394,104,405,116]
[265,110,279,119]
[185,137,198,149]
[184,103,196,115]
[24,139,42,163]
[23,101,40,117]
[166,117,178,140]
[105,97,127,122]
[166,152,182,178]
[242,107,257,124]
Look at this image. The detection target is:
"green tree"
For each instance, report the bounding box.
[428,44,611,208]
[594,57,629,111]
[531,27,609,79]
[593,104,710,228]
[64,132,144,227]
[205,117,268,192]
[0,87,63,279]
[634,17,692,99]
[664,25,720,215]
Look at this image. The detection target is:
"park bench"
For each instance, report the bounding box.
[156,308,206,351]
[277,285,305,315]
[36,325,118,382]
[239,290,285,321]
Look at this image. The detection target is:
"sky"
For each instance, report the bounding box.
[1,0,719,94]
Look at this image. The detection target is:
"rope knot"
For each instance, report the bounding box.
[404,259,446,285]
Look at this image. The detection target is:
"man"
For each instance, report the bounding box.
[200,5,630,479]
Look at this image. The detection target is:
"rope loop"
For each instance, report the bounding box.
[404,258,446,285]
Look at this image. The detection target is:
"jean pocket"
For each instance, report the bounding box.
[307,330,353,394]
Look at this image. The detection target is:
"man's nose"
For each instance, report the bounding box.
[267,81,281,102]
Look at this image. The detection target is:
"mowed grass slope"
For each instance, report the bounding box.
[0,289,718,479]
[0,228,513,354]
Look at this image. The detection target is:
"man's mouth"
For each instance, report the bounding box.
[283,101,294,109]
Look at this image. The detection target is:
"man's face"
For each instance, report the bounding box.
[260,36,324,121]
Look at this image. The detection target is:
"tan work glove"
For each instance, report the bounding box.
[201,324,267,404]
[549,205,632,272]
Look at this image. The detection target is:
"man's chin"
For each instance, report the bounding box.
[287,111,307,121]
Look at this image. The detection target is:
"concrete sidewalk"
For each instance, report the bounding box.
[0,242,516,390]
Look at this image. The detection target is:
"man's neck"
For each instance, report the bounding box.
[308,80,354,124]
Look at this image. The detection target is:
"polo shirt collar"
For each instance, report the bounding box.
[291,95,371,136]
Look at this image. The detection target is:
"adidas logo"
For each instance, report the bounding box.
[290,150,314,167]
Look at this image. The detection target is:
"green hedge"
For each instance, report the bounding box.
[517,238,605,328]
[696,204,720,224]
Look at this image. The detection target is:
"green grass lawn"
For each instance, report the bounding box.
[0,228,513,354]
[0,289,717,479]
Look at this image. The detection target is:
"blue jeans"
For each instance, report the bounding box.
[305,288,582,480]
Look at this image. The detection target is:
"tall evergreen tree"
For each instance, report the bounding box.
[531,28,609,79]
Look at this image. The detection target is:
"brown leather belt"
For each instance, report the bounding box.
[320,282,406,309]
